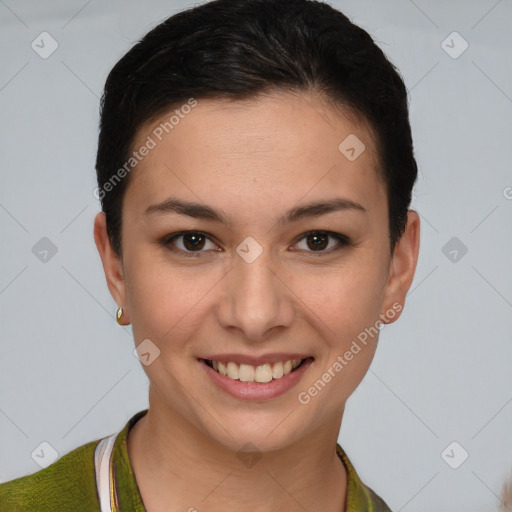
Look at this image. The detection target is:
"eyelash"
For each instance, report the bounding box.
[160,230,350,258]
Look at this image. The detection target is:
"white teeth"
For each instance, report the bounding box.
[272,361,284,379]
[227,361,239,380]
[208,358,305,383]
[255,363,273,383]
[218,361,227,376]
[239,363,255,382]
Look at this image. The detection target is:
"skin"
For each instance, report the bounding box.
[94,90,420,512]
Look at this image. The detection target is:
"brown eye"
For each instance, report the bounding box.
[305,232,329,251]
[182,233,206,251]
[294,231,350,255]
[162,231,218,257]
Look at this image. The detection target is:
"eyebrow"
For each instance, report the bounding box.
[144,196,366,225]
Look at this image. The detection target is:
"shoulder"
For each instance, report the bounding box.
[336,443,394,512]
[366,486,394,512]
[0,438,100,512]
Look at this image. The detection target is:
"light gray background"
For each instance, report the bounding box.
[1,1,511,511]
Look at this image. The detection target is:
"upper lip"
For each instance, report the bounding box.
[200,353,313,366]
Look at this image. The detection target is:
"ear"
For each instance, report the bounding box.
[93,211,130,324]
[380,209,420,324]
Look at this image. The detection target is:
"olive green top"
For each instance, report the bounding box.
[0,409,392,511]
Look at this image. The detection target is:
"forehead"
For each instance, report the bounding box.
[125,91,386,218]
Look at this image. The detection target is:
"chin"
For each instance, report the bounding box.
[213,429,302,455]
[197,408,308,454]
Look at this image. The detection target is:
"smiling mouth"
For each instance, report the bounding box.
[202,357,313,384]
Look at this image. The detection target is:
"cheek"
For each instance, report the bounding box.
[125,237,388,351]
[292,261,386,338]
[294,268,384,412]
[125,254,223,345]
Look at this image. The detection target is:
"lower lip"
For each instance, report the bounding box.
[199,358,314,401]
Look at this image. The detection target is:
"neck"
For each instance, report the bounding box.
[127,390,347,512]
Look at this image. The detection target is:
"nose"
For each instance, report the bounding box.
[216,242,295,342]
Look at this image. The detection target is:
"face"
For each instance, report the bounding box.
[95,90,419,453]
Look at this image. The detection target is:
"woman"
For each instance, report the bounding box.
[1,0,421,510]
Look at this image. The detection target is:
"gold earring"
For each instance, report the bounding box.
[116,307,124,325]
